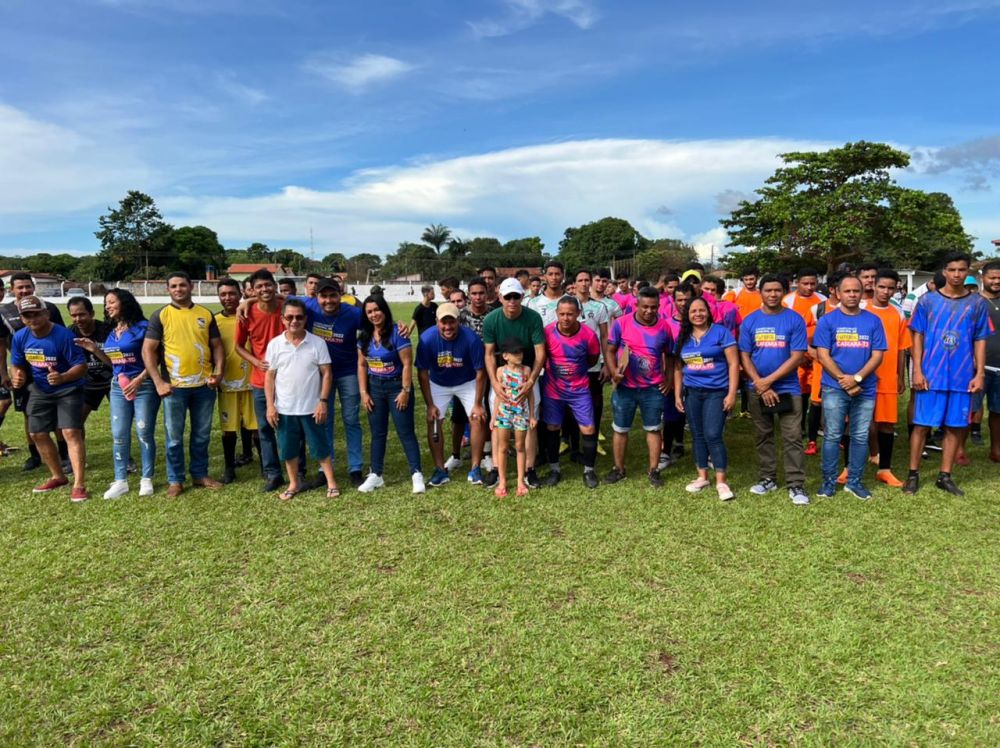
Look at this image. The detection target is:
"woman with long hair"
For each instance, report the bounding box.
[101,289,161,498]
[356,295,425,494]
[673,296,740,500]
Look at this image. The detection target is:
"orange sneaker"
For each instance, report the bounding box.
[837,468,849,485]
[876,470,904,488]
[804,440,818,456]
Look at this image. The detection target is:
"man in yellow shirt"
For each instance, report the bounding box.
[215,278,258,484]
[142,271,226,498]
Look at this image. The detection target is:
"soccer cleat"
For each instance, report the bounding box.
[815,481,837,499]
[875,470,904,488]
[103,480,129,500]
[444,455,462,471]
[358,473,385,493]
[428,468,450,487]
[412,472,426,494]
[749,478,779,495]
[844,482,872,501]
[596,443,607,456]
[804,441,818,456]
[934,474,964,496]
[221,468,236,485]
[970,430,984,446]
[789,486,810,505]
[901,474,920,494]
[22,455,41,472]
[647,468,663,488]
[603,466,626,485]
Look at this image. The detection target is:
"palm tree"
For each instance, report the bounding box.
[421,223,452,254]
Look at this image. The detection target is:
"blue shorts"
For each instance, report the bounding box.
[542,390,595,428]
[986,370,1000,415]
[612,385,663,433]
[913,390,972,429]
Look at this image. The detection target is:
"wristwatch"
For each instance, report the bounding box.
[853,374,863,384]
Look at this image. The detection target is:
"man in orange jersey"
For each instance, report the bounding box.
[783,267,827,434]
[724,266,763,320]
[804,270,844,455]
[866,269,911,486]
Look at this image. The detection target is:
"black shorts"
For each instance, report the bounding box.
[26,386,84,433]
[84,388,110,411]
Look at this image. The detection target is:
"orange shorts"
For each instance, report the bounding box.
[810,366,823,405]
[798,366,811,395]
[874,392,899,424]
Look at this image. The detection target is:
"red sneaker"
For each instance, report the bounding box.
[804,441,818,456]
[33,477,69,493]
[70,486,89,503]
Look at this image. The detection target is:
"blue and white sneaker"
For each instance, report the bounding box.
[815,481,837,499]
[844,482,872,501]
[429,467,451,487]
[467,466,483,485]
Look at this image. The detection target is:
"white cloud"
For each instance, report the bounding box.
[304,53,415,93]
[469,0,599,38]
[690,227,731,262]
[215,72,268,105]
[0,103,152,216]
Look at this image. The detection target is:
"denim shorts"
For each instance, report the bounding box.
[612,385,663,433]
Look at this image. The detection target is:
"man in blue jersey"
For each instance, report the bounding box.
[304,279,365,487]
[813,275,887,500]
[904,253,991,496]
[738,274,809,504]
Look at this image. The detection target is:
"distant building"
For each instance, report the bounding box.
[0,270,63,295]
[225,263,293,281]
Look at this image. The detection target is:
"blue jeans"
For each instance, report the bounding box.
[162,385,216,484]
[109,378,160,481]
[330,374,363,473]
[821,386,876,486]
[684,387,729,471]
[367,376,421,476]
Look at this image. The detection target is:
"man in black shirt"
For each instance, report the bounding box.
[0,272,68,471]
[408,285,438,336]
[67,296,113,422]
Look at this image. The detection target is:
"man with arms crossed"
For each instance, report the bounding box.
[904,253,991,496]
[739,274,809,504]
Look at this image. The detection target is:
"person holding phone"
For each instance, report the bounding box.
[738,274,809,504]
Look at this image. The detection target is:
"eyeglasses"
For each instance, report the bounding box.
[284,314,305,321]
[502,293,523,301]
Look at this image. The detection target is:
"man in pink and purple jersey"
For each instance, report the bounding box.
[703,276,742,337]
[613,273,635,315]
[605,287,675,487]
[904,252,991,496]
[540,296,601,489]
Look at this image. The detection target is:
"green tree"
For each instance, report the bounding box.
[170,226,227,279]
[721,141,973,273]
[421,223,452,254]
[23,253,80,278]
[273,249,307,273]
[558,217,648,271]
[70,255,103,281]
[321,252,348,272]
[501,237,546,267]
[881,189,974,269]
[94,190,171,280]
[634,239,698,280]
[345,253,382,281]
[465,237,504,269]
[382,242,440,280]
[245,242,273,262]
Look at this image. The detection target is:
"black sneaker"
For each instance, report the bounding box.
[542,470,561,487]
[61,459,73,476]
[22,455,41,472]
[970,430,984,446]
[583,471,599,489]
[901,474,920,495]
[483,468,499,488]
[603,466,626,485]
[524,468,541,489]
[261,475,284,492]
[935,474,965,496]
[221,467,236,485]
[349,470,364,488]
[671,444,685,459]
[234,454,254,467]
[647,468,663,488]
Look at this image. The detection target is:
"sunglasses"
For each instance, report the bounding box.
[284,314,305,321]
[502,293,523,301]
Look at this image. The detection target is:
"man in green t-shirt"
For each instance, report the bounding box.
[482,277,546,489]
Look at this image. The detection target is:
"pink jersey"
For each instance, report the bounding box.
[658,293,675,320]
[700,290,721,319]
[662,314,682,343]
[613,292,635,315]
[608,314,674,388]
[714,299,742,336]
[544,322,600,397]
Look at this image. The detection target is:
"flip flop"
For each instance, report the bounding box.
[494,486,508,498]
[278,488,297,502]
[326,486,341,498]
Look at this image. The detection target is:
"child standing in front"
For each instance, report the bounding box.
[490,339,536,497]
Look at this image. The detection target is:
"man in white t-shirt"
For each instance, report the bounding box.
[264,299,338,500]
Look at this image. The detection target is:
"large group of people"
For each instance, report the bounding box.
[0,251,995,505]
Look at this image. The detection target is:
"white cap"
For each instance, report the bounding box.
[498,277,525,297]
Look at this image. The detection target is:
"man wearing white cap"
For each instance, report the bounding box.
[481,277,546,488]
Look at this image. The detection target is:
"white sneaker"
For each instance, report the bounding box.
[657,452,672,471]
[481,454,494,472]
[444,455,462,471]
[412,472,426,494]
[358,473,384,493]
[139,478,154,497]
[103,480,129,500]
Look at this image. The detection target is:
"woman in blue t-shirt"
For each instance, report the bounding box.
[674,297,740,500]
[356,295,424,494]
[90,289,160,499]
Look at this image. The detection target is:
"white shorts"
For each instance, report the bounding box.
[430,379,479,419]
[488,379,541,421]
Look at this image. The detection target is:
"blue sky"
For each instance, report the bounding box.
[1,0,999,262]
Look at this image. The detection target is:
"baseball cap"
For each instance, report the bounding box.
[316,277,341,293]
[498,277,525,298]
[17,296,44,314]
[436,302,460,320]
[680,269,702,283]
[965,275,978,286]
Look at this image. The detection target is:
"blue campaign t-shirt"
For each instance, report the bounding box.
[909,291,992,392]
[303,298,363,379]
[10,324,86,394]
[813,308,888,397]
[416,325,485,387]
[102,321,148,379]
[738,308,808,395]
[359,327,411,378]
[678,323,736,389]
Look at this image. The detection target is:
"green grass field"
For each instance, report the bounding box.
[0,301,997,744]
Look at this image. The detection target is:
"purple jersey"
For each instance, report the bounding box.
[909,291,992,391]
[608,314,674,388]
[544,322,600,398]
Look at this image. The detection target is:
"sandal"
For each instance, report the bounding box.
[494,486,508,498]
[326,486,341,498]
[278,488,297,502]
[516,484,529,497]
